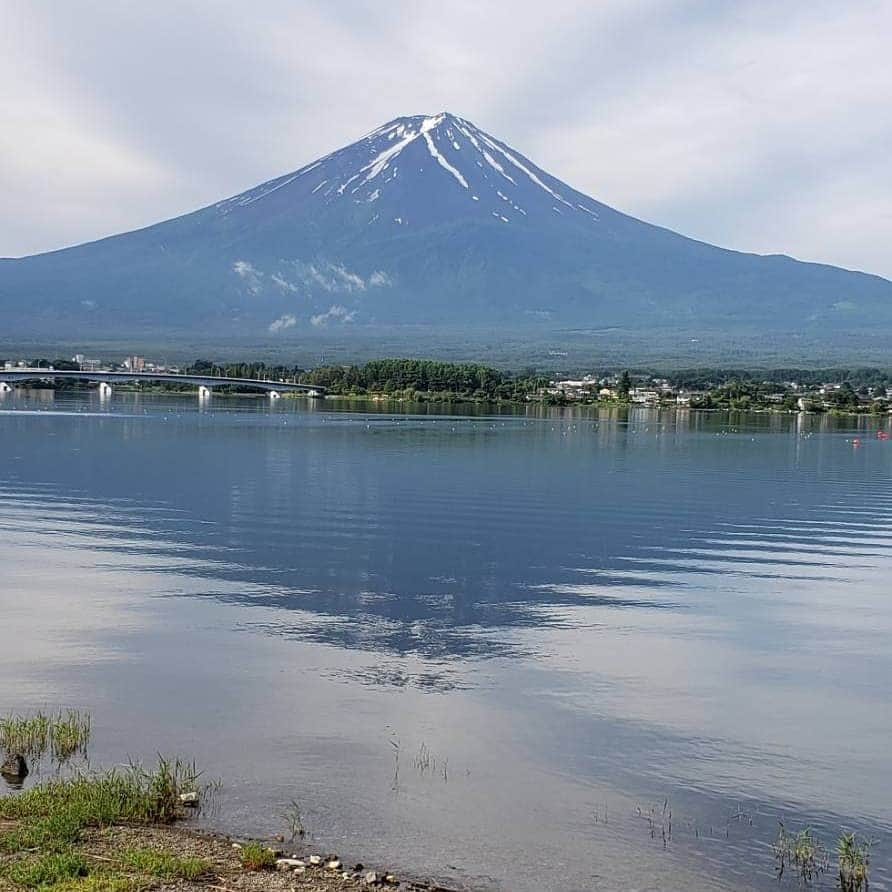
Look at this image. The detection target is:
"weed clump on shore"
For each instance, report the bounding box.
[238,842,277,871]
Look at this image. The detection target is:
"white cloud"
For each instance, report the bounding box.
[308,262,364,292]
[232,258,384,303]
[310,304,355,327]
[232,259,263,294]
[268,313,297,333]
[270,273,299,293]
[287,260,392,294]
[302,262,363,293]
[368,270,392,287]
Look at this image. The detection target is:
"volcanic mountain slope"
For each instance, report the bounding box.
[2,112,890,339]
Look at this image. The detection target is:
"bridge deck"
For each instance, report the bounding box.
[0,369,324,394]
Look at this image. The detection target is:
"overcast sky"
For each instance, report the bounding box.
[3,0,890,278]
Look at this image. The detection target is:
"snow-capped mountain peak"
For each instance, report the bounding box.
[5,111,891,343]
[215,112,601,228]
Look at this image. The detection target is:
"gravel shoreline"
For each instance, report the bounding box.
[0,819,472,892]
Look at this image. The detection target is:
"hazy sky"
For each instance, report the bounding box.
[3,0,891,278]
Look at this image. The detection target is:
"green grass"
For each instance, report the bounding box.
[237,842,277,871]
[0,814,83,854]
[0,745,215,892]
[119,849,209,880]
[49,877,148,892]
[127,758,203,825]
[4,852,88,888]
[0,849,198,892]
[0,757,204,848]
[0,759,209,892]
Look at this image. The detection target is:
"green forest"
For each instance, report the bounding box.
[186,358,548,401]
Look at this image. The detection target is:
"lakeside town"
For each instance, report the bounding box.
[547,371,892,413]
[3,353,891,414]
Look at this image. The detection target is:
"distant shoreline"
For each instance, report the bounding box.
[3,355,890,416]
[4,383,891,419]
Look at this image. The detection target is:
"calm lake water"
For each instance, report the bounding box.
[1,390,891,891]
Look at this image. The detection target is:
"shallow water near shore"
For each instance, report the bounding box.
[1,390,891,890]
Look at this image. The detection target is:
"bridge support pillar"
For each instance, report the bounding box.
[269,390,281,400]
[98,382,113,398]
[0,382,11,394]
[198,386,211,400]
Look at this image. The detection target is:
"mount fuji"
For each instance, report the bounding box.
[2,112,891,348]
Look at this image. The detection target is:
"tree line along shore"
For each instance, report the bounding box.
[4,356,892,413]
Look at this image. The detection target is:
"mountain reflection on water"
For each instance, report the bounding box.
[1,391,890,892]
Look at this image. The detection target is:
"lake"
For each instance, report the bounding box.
[1,390,890,891]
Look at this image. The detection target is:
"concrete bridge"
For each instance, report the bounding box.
[0,369,325,399]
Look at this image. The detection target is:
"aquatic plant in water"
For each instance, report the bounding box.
[0,710,91,763]
[50,711,92,762]
[837,832,871,891]
[284,798,305,841]
[773,823,829,884]
[0,712,51,757]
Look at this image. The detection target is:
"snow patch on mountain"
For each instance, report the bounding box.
[357,127,418,185]
[297,112,593,226]
[476,130,573,208]
[422,131,468,188]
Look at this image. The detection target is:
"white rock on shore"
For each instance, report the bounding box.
[276,858,305,870]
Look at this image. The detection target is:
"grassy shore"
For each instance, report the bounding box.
[0,758,447,892]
